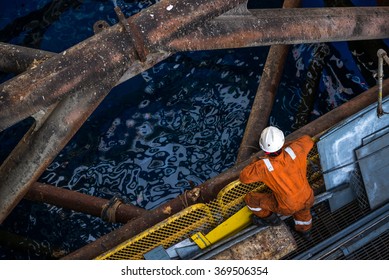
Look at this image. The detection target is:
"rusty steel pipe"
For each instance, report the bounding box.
[62,79,389,259]
[236,45,289,162]
[0,43,55,74]
[25,182,147,224]
[167,7,389,51]
[62,187,206,259]
[0,42,171,85]
[0,27,134,133]
[1,6,387,132]
[0,0,246,132]
[236,0,301,163]
[0,0,247,222]
[0,53,166,223]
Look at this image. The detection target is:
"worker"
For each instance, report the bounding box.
[239,126,315,241]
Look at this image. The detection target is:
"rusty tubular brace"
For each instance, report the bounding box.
[25,183,147,224]
[114,6,148,62]
[0,0,247,224]
[236,0,301,163]
[377,49,389,117]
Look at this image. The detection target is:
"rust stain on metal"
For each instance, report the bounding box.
[0,42,55,74]
[162,206,172,215]
[166,7,389,51]
[188,188,201,202]
[114,6,148,62]
[1,1,388,260]
[132,0,247,46]
[93,20,110,34]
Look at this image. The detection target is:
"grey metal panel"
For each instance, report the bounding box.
[318,96,389,195]
[356,131,389,158]
[328,185,356,212]
[356,131,389,210]
[143,245,171,260]
[362,125,389,145]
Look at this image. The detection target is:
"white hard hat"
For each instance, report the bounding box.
[259,126,285,153]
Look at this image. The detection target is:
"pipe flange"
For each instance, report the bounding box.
[101,196,123,223]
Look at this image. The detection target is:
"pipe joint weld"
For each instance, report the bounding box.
[114,6,148,62]
[101,196,123,223]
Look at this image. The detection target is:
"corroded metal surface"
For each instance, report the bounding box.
[0,43,55,73]
[0,0,246,132]
[0,42,170,85]
[114,6,147,62]
[25,183,147,224]
[236,0,301,163]
[0,2,388,259]
[0,0,246,224]
[131,1,247,49]
[0,26,132,132]
[1,6,388,131]
[167,7,389,51]
[211,223,297,260]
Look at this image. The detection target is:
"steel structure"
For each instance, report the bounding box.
[0,0,388,259]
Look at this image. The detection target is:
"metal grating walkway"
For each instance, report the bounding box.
[337,230,389,260]
[282,151,389,260]
[282,200,371,259]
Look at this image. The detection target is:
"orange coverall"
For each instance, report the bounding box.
[239,135,314,233]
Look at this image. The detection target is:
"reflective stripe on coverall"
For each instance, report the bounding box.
[240,135,315,233]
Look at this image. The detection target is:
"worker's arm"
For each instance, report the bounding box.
[300,135,315,152]
[288,135,314,156]
[239,160,263,184]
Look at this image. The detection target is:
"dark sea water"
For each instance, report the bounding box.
[0,0,387,259]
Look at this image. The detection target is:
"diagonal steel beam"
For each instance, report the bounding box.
[0,0,246,132]
[236,0,301,163]
[1,7,388,131]
[167,7,389,51]
[0,0,247,223]
[0,42,171,87]
[0,43,55,74]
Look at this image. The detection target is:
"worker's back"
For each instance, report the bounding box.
[240,135,314,211]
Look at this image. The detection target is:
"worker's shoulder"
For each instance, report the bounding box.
[240,159,266,183]
[251,157,267,167]
[247,157,269,172]
[291,135,313,143]
[290,135,314,149]
[298,134,314,143]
